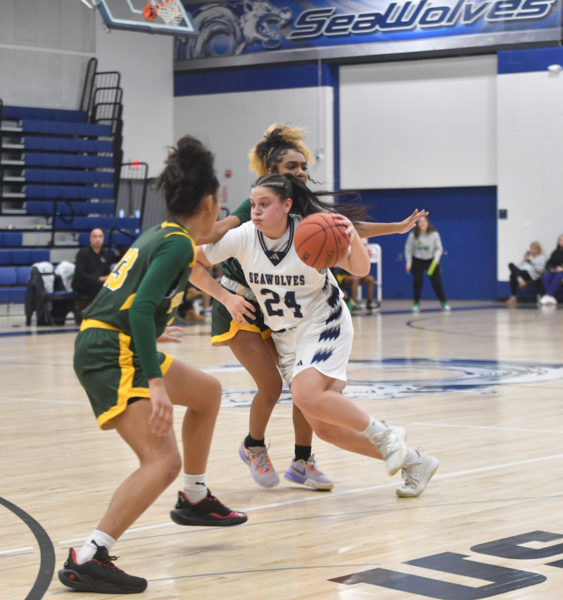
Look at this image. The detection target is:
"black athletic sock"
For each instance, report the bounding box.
[245,434,265,448]
[294,445,312,462]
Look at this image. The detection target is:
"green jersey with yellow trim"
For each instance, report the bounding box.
[82,220,195,378]
[219,198,250,285]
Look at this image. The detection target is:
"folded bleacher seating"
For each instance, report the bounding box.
[0,232,23,246]
[0,265,31,303]
[0,249,50,265]
[1,99,140,311]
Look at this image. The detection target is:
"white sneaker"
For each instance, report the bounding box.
[540,294,557,305]
[396,450,439,498]
[371,424,408,476]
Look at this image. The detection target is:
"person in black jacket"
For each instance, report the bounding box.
[539,234,563,305]
[72,228,112,300]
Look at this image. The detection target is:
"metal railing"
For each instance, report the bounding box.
[79,57,124,195]
[80,58,121,123]
[116,162,149,221]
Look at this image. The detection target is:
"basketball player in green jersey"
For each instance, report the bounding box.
[204,124,428,493]
[58,136,247,596]
[206,125,335,490]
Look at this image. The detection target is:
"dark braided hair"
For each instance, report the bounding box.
[157,135,219,218]
[252,174,368,225]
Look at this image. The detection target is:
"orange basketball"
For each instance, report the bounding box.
[294,212,350,269]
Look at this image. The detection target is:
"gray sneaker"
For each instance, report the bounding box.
[238,442,280,488]
[396,450,439,498]
[371,424,408,476]
[284,455,334,490]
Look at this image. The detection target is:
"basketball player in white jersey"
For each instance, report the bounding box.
[192,173,439,497]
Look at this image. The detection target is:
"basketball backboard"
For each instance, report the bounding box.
[95,0,198,37]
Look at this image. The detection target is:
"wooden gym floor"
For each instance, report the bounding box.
[1,299,563,600]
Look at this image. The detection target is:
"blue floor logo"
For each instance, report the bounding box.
[208,358,563,407]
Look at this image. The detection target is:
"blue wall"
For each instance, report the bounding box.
[360,187,497,300]
[174,63,499,301]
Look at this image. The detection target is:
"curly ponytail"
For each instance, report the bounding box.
[249,124,314,176]
[157,135,219,218]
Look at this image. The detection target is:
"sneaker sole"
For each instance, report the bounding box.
[395,459,439,498]
[58,569,147,594]
[170,509,248,527]
[283,472,334,491]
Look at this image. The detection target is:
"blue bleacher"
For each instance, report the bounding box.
[55,216,139,231]
[26,200,115,216]
[0,232,23,246]
[16,266,31,284]
[3,105,87,122]
[0,249,50,265]
[25,184,114,200]
[21,119,111,137]
[25,169,114,185]
[23,137,113,153]
[0,266,31,303]
[24,153,114,169]
[0,267,17,286]
[1,101,128,306]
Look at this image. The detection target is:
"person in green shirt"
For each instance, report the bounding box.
[58,136,247,596]
[203,124,335,490]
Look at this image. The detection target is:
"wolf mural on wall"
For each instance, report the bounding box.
[175,0,292,60]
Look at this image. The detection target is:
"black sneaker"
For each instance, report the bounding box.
[170,489,248,527]
[58,545,147,594]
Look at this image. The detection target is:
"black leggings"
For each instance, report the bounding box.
[411,257,447,303]
[508,263,539,295]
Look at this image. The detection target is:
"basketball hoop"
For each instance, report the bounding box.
[142,0,183,26]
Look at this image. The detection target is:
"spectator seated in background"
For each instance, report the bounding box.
[506,241,546,305]
[333,265,377,313]
[72,228,112,301]
[539,234,563,305]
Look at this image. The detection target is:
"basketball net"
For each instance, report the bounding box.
[142,0,183,26]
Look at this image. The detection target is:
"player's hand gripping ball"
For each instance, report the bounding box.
[294,212,350,269]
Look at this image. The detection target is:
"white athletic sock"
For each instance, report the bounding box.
[183,473,207,503]
[362,416,388,439]
[76,529,116,564]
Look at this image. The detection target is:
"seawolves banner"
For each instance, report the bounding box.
[175,0,563,68]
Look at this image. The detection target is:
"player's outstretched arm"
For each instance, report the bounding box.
[190,256,255,325]
[197,214,242,244]
[334,216,371,277]
[355,209,429,238]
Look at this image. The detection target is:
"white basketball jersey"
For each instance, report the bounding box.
[202,215,344,332]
